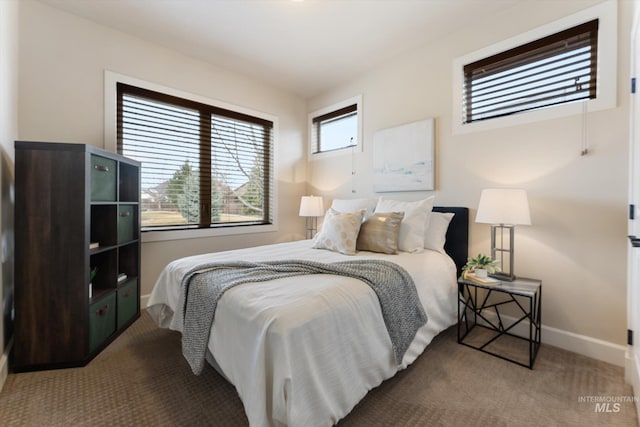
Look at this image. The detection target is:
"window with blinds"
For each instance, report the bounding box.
[311,103,358,154]
[117,83,273,230]
[463,19,599,124]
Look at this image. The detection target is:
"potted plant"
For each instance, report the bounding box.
[462,253,500,279]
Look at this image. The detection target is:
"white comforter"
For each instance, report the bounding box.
[147,240,457,427]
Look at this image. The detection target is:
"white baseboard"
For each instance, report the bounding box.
[478,312,626,367]
[541,323,626,367]
[0,338,12,393]
[141,293,150,310]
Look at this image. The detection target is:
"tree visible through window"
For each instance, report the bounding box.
[117,83,273,230]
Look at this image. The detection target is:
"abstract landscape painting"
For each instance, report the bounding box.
[372,118,434,192]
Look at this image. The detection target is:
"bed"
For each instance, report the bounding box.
[147,204,468,427]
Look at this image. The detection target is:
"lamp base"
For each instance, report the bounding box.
[490,224,516,281]
[489,272,516,282]
[305,216,317,240]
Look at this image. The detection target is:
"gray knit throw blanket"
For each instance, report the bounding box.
[179,259,428,374]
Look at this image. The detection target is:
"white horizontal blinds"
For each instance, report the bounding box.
[117,83,273,230]
[463,19,598,124]
[211,115,273,224]
[312,104,357,153]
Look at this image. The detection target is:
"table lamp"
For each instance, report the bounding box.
[299,195,324,239]
[475,188,531,281]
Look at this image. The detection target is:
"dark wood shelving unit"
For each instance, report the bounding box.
[14,141,141,372]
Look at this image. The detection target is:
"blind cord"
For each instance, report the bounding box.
[574,77,589,157]
[581,99,589,156]
[351,141,356,193]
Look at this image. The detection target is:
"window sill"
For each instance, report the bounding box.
[141,223,278,243]
[309,144,361,161]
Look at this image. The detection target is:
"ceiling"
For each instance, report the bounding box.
[38,0,524,98]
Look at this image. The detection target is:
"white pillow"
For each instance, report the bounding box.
[375,196,435,253]
[313,208,365,255]
[331,198,377,219]
[424,212,454,253]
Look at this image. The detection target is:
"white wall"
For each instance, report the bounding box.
[18,0,308,297]
[0,0,18,392]
[308,0,631,349]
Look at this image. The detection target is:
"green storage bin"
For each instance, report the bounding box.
[90,155,116,201]
[118,205,135,243]
[117,280,138,330]
[89,293,116,352]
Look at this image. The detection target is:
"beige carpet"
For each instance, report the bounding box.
[0,311,637,427]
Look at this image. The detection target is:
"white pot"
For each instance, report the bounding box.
[475,268,488,279]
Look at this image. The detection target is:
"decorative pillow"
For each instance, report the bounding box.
[313,208,365,255]
[356,212,405,254]
[375,196,435,253]
[331,198,377,220]
[424,212,454,253]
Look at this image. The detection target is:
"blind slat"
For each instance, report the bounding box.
[468,70,592,108]
[471,87,592,118]
[469,52,591,95]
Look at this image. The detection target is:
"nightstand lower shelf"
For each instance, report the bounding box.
[458,277,542,369]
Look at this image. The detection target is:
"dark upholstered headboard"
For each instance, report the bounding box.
[433,207,469,277]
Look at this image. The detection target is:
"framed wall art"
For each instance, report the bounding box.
[372,118,435,192]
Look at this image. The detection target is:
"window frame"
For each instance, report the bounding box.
[463,19,599,124]
[308,95,363,161]
[104,71,278,243]
[452,0,616,134]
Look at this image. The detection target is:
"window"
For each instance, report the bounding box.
[463,19,598,124]
[312,104,357,153]
[117,83,273,231]
[452,0,616,134]
[308,95,362,158]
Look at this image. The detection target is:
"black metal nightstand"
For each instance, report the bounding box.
[458,277,542,369]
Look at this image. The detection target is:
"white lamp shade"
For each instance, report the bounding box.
[299,196,324,217]
[476,188,531,225]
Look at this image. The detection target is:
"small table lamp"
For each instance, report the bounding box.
[476,188,531,281]
[299,195,324,239]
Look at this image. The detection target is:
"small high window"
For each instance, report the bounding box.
[312,104,357,153]
[309,96,362,158]
[463,19,599,124]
